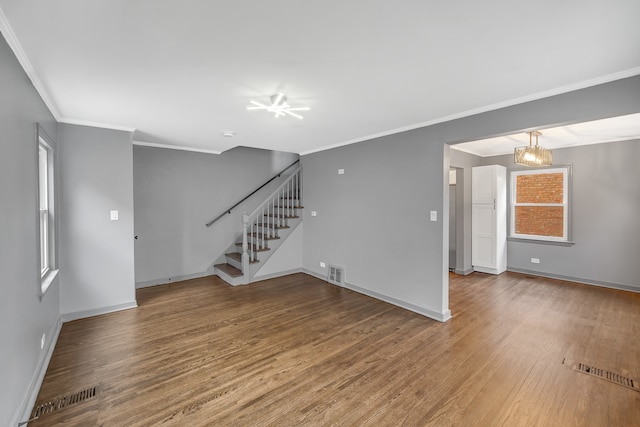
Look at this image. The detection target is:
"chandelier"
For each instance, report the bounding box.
[514,131,552,166]
[247,92,310,119]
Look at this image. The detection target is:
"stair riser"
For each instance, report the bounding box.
[215,269,245,286]
[250,222,288,231]
[225,254,243,270]
[235,243,271,253]
[273,206,303,213]
[246,238,275,248]
[248,232,280,244]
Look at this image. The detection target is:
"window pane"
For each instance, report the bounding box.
[39,140,51,276]
[39,145,48,209]
[40,209,48,274]
[515,206,564,237]
[515,173,563,204]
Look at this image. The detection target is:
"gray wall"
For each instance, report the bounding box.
[133,145,298,286]
[302,130,450,320]
[0,33,60,426]
[302,75,640,322]
[58,124,137,317]
[487,139,640,291]
[450,149,484,274]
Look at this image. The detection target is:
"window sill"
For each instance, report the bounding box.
[507,237,575,247]
[41,268,59,297]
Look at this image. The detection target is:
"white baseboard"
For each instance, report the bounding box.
[454,267,475,276]
[60,300,138,323]
[301,268,327,282]
[342,281,452,322]
[507,267,640,294]
[135,271,211,289]
[15,318,63,427]
[251,268,304,282]
[301,269,452,322]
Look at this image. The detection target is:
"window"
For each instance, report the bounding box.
[37,126,58,294]
[510,166,570,242]
[39,143,49,274]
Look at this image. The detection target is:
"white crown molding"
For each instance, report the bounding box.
[132,140,222,155]
[4,1,638,157]
[0,5,61,120]
[448,144,487,157]
[299,68,640,156]
[1,6,137,136]
[58,117,136,133]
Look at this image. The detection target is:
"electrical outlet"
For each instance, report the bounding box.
[41,333,46,350]
[338,169,344,175]
[531,258,540,264]
[311,211,317,217]
[320,262,326,268]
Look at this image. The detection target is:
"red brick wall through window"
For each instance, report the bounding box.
[514,172,564,237]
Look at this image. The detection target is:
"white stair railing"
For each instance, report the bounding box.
[241,166,302,281]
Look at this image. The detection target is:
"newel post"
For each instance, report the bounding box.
[241,212,250,284]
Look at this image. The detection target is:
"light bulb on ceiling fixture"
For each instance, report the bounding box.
[247,92,310,119]
[514,131,553,167]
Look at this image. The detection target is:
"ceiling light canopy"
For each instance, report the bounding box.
[514,131,553,167]
[247,92,310,119]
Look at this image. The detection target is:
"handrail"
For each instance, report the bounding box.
[206,159,300,227]
[247,165,302,220]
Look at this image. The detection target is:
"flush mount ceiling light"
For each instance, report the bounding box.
[247,92,310,119]
[514,131,553,166]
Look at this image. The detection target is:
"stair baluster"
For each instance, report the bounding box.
[241,212,250,284]
[215,165,303,285]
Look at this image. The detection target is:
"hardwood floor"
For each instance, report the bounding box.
[29,272,640,426]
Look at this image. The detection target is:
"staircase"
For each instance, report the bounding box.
[214,166,303,285]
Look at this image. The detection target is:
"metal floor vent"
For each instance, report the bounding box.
[572,362,639,392]
[30,386,98,420]
[328,265,344,286]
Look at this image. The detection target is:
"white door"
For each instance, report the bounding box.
[472,204,496,268]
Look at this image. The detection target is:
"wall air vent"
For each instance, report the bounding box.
[328,265,344,286]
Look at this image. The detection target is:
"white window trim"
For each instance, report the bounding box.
[509,166,571,243]
[37,125,59,295]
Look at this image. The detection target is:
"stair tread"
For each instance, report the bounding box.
[263,214,300,219]
[214,263,243,278]
[252,223,290,229]
[235,242,270,251]
[278,202,304,208]
[248,232,280,240]
[225,252,260,264]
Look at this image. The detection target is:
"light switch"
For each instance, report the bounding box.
[338,169,345,175]
[430,210,437,222]
[110,210,119,221]
[311,211,317,217]
[320,262,326,268]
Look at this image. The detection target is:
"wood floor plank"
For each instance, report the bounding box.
[27,272,640,426]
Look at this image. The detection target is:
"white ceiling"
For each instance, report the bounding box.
[1,0,639,155]
[452,113,640,157]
